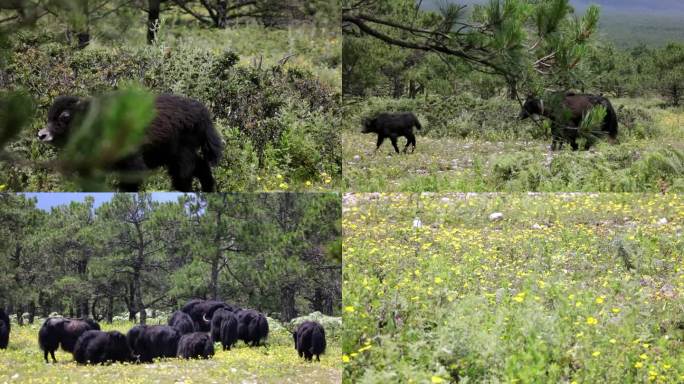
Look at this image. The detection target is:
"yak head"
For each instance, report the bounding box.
[519,95,544,121]
[361,117,376,134]
[38,96,89,146]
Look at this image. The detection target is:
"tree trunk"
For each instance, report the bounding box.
[147,0,161,44]
[27,300,35,324]
[134,272,146,325]
[210,257,219,300]
[16,307,23,326]
[216,0,228,28]
[507,79,518,100]
[392,76,404,98]
[280,285,296,321]
[106,295,114,323]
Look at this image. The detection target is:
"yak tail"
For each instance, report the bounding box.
[413,114,422,130]
[311,325,326,355]
[601,98,619,141]
[202,119,225,166]
[258,316,269,340]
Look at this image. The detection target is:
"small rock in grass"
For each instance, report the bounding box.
[489,212,504,221]
[657,217,668,225]
[353,155,361,161]
[532,223,542,229]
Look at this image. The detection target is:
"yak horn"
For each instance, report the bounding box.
[203,313,210,323]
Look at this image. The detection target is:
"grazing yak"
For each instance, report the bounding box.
[168,310,195,335]
[73,330,133,364]
[210,308,238,351]
[177,332,214,359]
[236,309,269,347]
[519,93,618,150]
[293,321,326,362]
[38,94,224,192]
[0,309,9,349]
[362,112,422,154]
[181,299,237,332]
[127,325,180,363]
[39,317,100,363]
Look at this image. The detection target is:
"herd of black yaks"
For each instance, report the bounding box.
[0,299,327,364]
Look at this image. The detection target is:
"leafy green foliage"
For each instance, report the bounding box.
[0,193,341,324]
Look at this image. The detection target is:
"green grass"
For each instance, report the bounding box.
[342,96,684,192]
[343,193,684,383]
[0,320,341,383]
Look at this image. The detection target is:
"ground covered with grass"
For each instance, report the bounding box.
[0,319,341,383]
[343,193,684,383]
[342,96,684,192]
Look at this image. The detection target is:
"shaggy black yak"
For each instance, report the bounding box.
[293,321,326,362]
[73,330,133,364]
[126,325,180,363]
[38,317,101,363]
[177,332,214,359]
[519,93,618,150]
[210,308,238,351]
[362,112,422,153]
[0,309,9,349]
[236,309,269,347]
[38,94,224,192]
[168,310,195,335]
[181,299,236,332]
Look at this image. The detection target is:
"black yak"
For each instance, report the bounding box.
[181,299,237,332]
[293,321,326,362]
[127,325,180,363]
[210,308,238,351]
[73,330,133,364]
[168,310,195,335]
[38,317,100,363]
[519,93,618,150]
[362,112,422,154]
[177,332,214,359]
[38,94,224,192]
[236,309,269,347]
[0,309,9,349]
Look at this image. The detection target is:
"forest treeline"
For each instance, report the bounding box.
[343,0,684,106]
[0,193,341,325]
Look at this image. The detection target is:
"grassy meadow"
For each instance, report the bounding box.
[342,96,684,192]
[0,319,341,384]
[342,193,684,383]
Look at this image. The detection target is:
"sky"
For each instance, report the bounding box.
[22,192,184,211]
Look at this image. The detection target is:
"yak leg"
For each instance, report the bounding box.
[570,139,579,151]
[168,150,196,192]
[403,133,416,153]
[115,155,146,192]
[390,137,400,153]
[194,158,216,192]
[374,135,385,153]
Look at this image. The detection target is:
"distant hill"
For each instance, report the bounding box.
[421,0,684,48]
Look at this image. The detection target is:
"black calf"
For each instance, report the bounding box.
[362,112,422,154]
[177,332,214,359]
